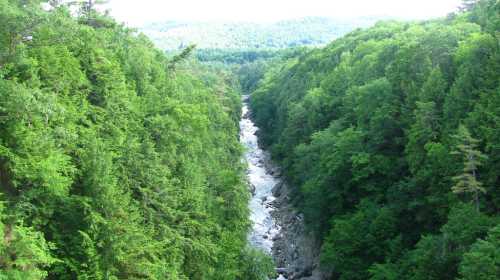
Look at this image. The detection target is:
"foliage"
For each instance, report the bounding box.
[458,224,500,280]
[451,125,488,211]
[0,203,56,280]
[0,1,270,279]
[237,247,276,280]
[141,17,379,50]
[250,0,500,279]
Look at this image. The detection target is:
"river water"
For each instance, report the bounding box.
[240,96,287,280]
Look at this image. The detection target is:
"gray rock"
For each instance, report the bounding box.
[270,179,331,280]
[276,267,289,276]
[246,137,330,279]
[248,183,256,196]
[273,181,284,197]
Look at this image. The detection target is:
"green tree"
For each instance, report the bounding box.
[0,1,262,279]
[406,203,493,280]
[168,44,196,71]
[250,2,500,277]
[0,202,56,280]
[237,247,275,280]
[458,224,500,280]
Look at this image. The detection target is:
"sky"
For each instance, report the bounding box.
[104,0,463,27]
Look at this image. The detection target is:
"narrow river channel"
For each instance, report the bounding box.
[240,96,287,280]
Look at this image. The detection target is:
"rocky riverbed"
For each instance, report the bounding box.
[269,177,328,280]
[240,95,329,280]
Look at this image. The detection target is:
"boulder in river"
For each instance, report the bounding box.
[276,267,289,276]
[271,177,331,280]
[273,181,285,197]
[269,166,281,177]
[248,183,256,196]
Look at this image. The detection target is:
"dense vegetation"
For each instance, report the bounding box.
[251,1,500,279]
[147,16,380,100]
[0,1,275,279]
[141,17,379,50]
[194,48,307,95]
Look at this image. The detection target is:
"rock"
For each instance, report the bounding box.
[271,180,332,280]
[263,234,268,239]
[276,267,288,274]
[248,183,256,196]
[269,166,282,177]
[273,181,284,197]
[270,200,280,208]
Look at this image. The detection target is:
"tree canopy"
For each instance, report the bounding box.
[0,0,273,279]
[250,0,500,278]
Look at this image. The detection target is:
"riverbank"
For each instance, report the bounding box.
[242,95,329,280]
[240,95,280,254]
[264,158,329,280]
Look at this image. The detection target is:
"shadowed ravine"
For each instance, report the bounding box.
[240,96,287,280]
[240,95,328,280]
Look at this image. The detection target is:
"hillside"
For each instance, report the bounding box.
[1,1,499,280]
[141,17,380,50]
[0,1,273,279]
[250,0,500,278]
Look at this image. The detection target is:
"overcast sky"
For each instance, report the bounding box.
[104,0,463,26]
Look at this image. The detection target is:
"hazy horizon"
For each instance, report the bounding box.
[104,0,463,27]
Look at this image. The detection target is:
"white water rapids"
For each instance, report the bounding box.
[240,96,287,280]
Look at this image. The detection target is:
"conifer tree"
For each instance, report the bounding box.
[451,125,488,211]
[168,44,197,71]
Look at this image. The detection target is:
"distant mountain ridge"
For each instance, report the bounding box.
[140,17,381,50]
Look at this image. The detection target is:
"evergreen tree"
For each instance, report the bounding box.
[0,1,272,278]
[250,2,499,278]
[451,125,488,211]
[458,225,500,280]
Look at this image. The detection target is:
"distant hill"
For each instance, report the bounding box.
[140,17,381,50]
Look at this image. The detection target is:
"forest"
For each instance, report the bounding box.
[0,0,273,279]
[140,17,378,50]
[250,0,500,279]
[1,0,499,279]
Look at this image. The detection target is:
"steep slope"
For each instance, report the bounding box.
[251,0,500,279]
[0,1,271,279]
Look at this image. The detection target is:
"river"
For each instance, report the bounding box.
[240,96,287,280]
